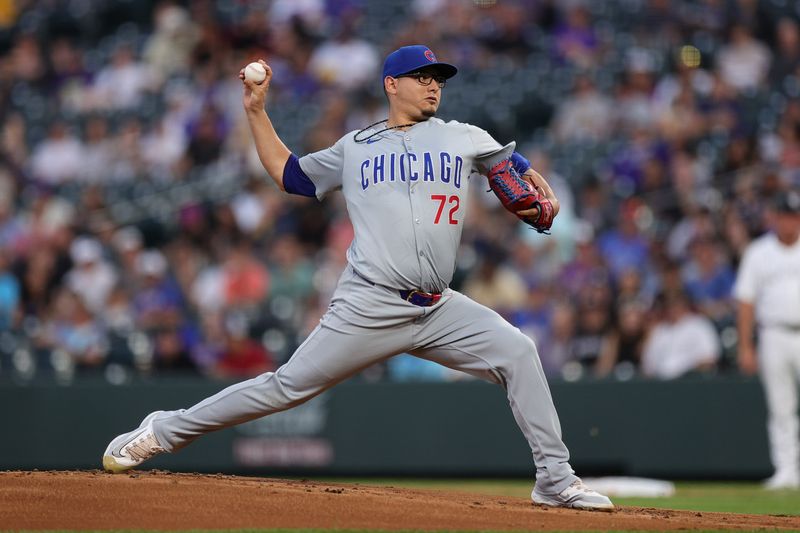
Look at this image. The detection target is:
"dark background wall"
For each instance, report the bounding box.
[1,377,773,479]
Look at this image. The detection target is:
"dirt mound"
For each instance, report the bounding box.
[1,470,798,531]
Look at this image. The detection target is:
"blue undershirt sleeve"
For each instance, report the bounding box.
[510,152,531,175]
[282,154,317,197]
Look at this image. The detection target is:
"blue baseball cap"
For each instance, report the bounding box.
[382,45,458,80]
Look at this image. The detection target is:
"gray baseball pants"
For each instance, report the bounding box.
[151,264,578,493]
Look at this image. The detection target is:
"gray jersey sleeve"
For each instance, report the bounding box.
[466,125,516,172]
[298,134,350,200]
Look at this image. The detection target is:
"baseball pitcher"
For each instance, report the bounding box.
[103,45,613,511]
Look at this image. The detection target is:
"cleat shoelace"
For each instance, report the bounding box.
[564,480,593,499]
[125,433,163,461]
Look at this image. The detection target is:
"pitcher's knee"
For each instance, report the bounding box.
[278,378,314,408]
[255,371,316,411]
[498,331,541,371]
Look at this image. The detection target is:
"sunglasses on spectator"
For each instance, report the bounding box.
[396,71,447,88]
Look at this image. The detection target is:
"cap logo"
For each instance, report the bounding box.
[424,49,436,62]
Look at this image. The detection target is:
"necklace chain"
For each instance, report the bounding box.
[353,119,415,143]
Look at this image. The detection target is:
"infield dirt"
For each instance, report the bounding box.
[2,470,799,531]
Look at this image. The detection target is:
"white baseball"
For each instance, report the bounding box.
[244,62,267,84]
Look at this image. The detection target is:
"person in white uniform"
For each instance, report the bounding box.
[735,191,800,489]
[101,45,613,511]
[641,291,721,380]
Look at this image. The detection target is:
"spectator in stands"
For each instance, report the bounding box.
[111,226,144,286]
[511,280,552,348]
[231,180,269,237]
[462,246,527,316]
[213,312,275,379]
[597,201,653,283]
[9,33,45,84]
[269,0,327,30]
[0,196,27,256]
[109,118,147,183]
[617,50,658,131]
[151,325,200,375]
[531,301,576,378]
[29,122,84,185]
[92,44,156,110]
[769,17,800,85]
[552,75,615,143]
[132,250,184,332]
[681,237,735,324]
[641,291,721,379]
[65,237,117,315]
[575,181,614,233]
[609,127,668,195]
[221,240,269,310]
[474,2,532,61]
[772,101,800,173]
[570,300,613,374]
[267,234,315,302]
[721,135,759,176]
[668,206,717,262]
[81,117,114,184]
[655,78,706,146]
[143,3,199,82]
[140,118,189,179]
[168,237,208,311]
[186,105,228,166]
[14,247,65,321]
[716,23,771,92]
[24,195,76,252]
[104,285,135,335]
[44,288,109,372]
[49,38,92,113]
[595,301,647,378]
[1,112,29,171]
[652,52,713,119]
[308,13,379,91]
[0,249,19,330]
[559,224,611,298]
[552,4,600,69]
[270,42,320,102]
[700,73,742,135]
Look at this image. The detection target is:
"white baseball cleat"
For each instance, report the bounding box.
[532,479,615,511]
[102,411,166,473]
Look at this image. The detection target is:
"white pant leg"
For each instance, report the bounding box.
[758,327,800,477]
[410,290,577,494]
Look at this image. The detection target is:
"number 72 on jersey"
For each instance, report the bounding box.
[431,194,460,225]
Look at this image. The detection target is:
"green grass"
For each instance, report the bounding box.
[612,482,800,515]
[325,478,800,516]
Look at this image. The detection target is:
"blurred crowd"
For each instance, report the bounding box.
[0,0,796,384]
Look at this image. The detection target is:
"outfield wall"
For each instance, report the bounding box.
[0,377,776,478]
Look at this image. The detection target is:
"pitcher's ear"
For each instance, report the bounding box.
[384,76,399,96]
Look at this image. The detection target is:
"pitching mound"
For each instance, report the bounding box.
[2,470,799,531]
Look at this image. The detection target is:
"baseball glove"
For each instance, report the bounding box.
[487,159,554,234]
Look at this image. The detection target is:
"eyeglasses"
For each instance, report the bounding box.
[396,71,447,88]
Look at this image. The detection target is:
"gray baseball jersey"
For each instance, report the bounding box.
[299,118,514,293]
[139,117,579,495]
